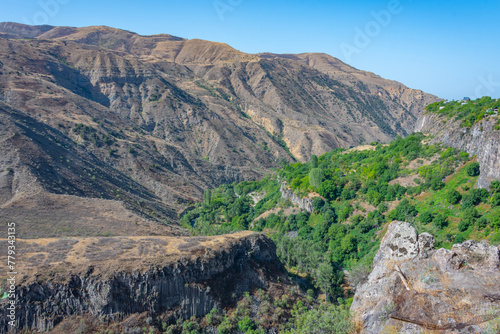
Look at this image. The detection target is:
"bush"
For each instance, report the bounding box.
[288,303,354,334]
[419,211,434,225]
[477,216,489,229]
[312,197,325,212]
[461,189,488,209]
[217,318,234,334]
[378,202,388,213]
[491,193,500,207]
[462,207,479,224]
[455,234,466,244]
[238,316,256,332]
[458,220,470,232]
[446,189,462,205]
[466,162,480,176]
[433,214,448,229]
[387,199,418,221]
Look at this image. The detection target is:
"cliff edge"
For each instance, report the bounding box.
[414,113,500,189]
[351,221,500,334]
[0,232,286,333]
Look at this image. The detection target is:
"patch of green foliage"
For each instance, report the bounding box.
[425,96,500,128]
[180,133,500,332]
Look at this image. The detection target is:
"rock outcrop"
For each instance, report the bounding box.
[351,221,500,334]
[280,182,314,213]
[0,232,286,333]
[414,113,500,188]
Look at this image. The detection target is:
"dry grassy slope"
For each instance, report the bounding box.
[0,23,439,234]
[0,231,291,333]
[0,230,256,283]
[0,101,190,237]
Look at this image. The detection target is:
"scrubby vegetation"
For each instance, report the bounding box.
[425,96,500,128]
[179,132,500,333]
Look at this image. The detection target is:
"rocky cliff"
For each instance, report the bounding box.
[414,113,500,188]
[351,221,500,333]
[280,182,314,213]
[0,232,286,333]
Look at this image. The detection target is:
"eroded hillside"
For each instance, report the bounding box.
[0,22,439,229]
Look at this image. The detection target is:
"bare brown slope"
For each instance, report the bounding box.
[0,23,439,233]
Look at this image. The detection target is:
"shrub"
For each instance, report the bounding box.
[433,214,448,229]
[378,202,388,213]
[312,197,325,212]
[238,316,256,332]
[419,211,434,225]
[461,189,487,209]
[446,189,462,205]
[217,318,234,334]
[476,216,489,229]
[491,193,500,207]
[387,199,418,221]
[458,220,470,232]
[455,234,466,244]
[288,303,354,334]
[466,162,480,176]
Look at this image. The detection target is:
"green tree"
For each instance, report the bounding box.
[316,260,335,301]
[433,214,448,229]
[309,168,324,188]
[204,189,212,206]
[318,180,339,201]
[311,155,319,169]
[446,189,462,205]
[419,211,434,225]
[238,316,256,332]
[466,162,480,176]
[312,197,325,212]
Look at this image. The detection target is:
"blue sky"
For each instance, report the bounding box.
[1,0,499,100]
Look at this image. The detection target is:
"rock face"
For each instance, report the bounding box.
[0,232,286,333]
[280,182,314,213]
[351,221,500,334]
[414,113,500,188]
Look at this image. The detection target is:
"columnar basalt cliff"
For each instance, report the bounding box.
[351,221,500,334]
[414,113,500,188]
[0,232,286,333]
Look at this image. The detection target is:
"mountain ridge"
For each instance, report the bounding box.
[0,22,439,230]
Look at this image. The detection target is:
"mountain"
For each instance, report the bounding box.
[0,22,439,232]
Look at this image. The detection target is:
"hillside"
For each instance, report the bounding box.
[415,97,500,189]
[0,232,301,333]
[0,22,439,231]
[180,132,500,331]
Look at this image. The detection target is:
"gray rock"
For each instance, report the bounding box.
[417,232,435,259]
[351,221,500,334]
[280,182,314,213]
[414,113,500,189]
[452,240,500,271]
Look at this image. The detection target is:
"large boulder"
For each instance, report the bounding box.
[351,221,500,334]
